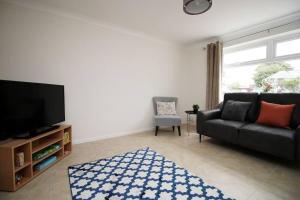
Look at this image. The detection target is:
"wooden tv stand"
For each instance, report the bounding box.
[0,124,72,191]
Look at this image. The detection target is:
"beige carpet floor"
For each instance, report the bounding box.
[0,126,299,200]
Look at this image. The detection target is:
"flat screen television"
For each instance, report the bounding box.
[0,80,65,140]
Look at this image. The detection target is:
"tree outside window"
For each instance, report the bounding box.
[222,34,300,96]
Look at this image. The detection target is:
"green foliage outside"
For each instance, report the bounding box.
[281,79,300,92]
[253,62,294,92]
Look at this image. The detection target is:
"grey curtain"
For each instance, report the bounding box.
[206,41,223,110]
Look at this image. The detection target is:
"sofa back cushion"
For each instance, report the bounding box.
[256,101,295,128]
[221,100,252,122]
[222,93,259,122]
[260,93,300,129]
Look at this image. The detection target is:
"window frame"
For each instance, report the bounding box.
[273,33,300,61]
[223,33,300,68]
[221,32,300,96]
[223,41,268,67]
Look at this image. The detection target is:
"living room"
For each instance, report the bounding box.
[0,0,299,199]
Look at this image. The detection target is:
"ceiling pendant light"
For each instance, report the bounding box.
[183,0,212,15]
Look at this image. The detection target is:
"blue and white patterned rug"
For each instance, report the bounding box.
[68,147,233,200]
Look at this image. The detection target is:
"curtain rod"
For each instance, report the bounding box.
[202,19,300,51]
[224,19,300,44]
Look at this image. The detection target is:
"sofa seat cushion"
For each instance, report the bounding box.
[239,124,296,160]
[154,115,181,126]
[202,119,246,143]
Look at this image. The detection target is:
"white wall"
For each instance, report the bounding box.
[173,41,210,125]
[0,2,182,143]
[178,44,206,112]
[178,39,219,115]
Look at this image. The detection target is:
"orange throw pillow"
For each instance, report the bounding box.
[256,101,295,128]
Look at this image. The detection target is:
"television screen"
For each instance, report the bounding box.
[0,80,65,140]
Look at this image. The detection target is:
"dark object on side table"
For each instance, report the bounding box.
[197,93,300,161]
[193,104,199,113]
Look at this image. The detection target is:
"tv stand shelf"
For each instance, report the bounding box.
[0,124,72,192]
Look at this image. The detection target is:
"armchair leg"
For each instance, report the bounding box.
[177,126,181,136]
[199,134,202,143]
[172,126,175,132]
[155,126,159,136]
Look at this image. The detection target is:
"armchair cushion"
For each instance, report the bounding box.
[153,97,177,115]
[154,115,181,127]
[156,101,176,115]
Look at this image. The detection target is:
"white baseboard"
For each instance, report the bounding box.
[73,127,154,144]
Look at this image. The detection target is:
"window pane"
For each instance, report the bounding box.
[224,46,267,65]
[268,59,300,93]
[222,60,300,95]
[222,64,258,97]
[276,38,300,57]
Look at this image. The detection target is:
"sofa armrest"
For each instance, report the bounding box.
[197,109,221,134]
[296,125,300,161]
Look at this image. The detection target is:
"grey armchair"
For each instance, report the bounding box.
[153,97,182,136]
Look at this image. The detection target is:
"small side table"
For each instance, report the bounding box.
[185,110,197,135]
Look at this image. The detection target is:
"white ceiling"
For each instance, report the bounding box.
[8,0,300,44]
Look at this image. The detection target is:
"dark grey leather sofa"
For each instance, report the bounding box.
[197,93,300,161]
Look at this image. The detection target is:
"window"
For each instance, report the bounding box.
[276,38,300,57]
[224,46,267,65]
[222,33,300,97]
